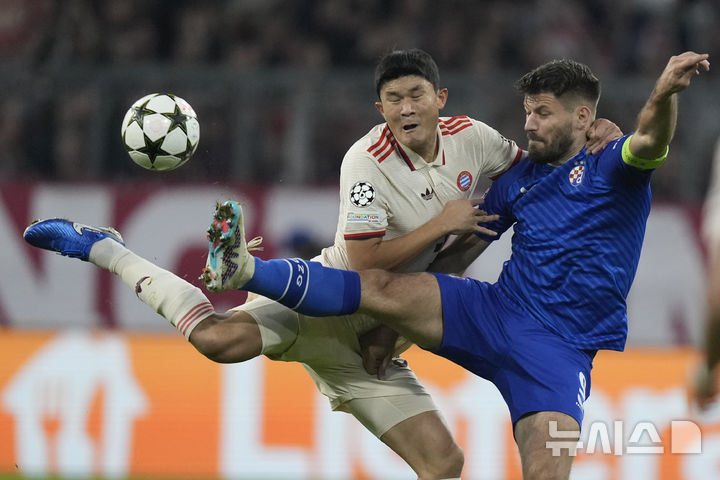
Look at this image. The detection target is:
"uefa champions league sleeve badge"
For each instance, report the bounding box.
[349,181,376,207]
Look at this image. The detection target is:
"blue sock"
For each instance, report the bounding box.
[243,257,361,316]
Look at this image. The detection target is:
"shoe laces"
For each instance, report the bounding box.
[247,236,264,252]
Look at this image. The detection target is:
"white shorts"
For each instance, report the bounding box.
[230,295,437,437]
[341,393,438,438]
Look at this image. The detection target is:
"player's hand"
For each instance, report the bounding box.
[359,325,398,379]
[438,198,499,236]
[655,52,710,97]
[585,118,623,155]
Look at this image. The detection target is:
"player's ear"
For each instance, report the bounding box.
[375,101,385,116]
[437,88,449,110]
[576,105,593,130]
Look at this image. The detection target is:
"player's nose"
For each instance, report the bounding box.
[400,99,414,115]
[524,114,537,132]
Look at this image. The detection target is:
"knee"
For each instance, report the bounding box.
[188,313,260,364]
[441,441,465,476]
[188,318,225,362]
[360,269,412,304]
[419,440,464,480]
[360,268,395,291]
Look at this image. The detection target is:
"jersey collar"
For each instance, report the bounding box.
[369,123,447,171]
[390,125,446,171]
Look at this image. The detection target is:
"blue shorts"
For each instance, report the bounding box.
[430,273,595,428]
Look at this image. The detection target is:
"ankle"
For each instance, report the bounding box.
[89,237,128,270]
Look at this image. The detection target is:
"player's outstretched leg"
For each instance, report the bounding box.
[24,219,124,260]
[24,218,215,339]
[200,201,362,317]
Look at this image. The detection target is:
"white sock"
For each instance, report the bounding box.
[89,238,214,339]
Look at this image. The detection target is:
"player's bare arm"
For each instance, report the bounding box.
[346,198,498,271]
[630,52,709,159]
[428,232,491,276]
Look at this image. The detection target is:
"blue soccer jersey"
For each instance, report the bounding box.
[478,134,666,351]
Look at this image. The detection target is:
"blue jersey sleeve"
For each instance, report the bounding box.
[475,178,515,242]
[595,134,660,187]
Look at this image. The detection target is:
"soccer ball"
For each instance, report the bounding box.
[121,93,200,171]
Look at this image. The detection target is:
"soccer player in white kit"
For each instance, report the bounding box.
[24,49,619,479]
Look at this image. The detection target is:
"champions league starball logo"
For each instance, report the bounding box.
[350,181,376,207]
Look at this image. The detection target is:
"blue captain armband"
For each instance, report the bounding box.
[621,134,668,170]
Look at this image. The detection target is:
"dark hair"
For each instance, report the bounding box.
[374,49,440,98]
[515,59,601,108]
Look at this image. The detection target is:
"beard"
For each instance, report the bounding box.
[527,127,575,165]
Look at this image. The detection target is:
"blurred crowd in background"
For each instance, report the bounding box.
[0,0,719,200]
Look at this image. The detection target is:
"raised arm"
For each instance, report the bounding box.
[629,52,709,159]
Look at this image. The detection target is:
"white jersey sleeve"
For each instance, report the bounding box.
[338,149,391,240]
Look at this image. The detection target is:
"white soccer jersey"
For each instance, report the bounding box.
[321,115,523,272]
[246,116,524,412]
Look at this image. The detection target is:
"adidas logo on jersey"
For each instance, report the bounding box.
[420,188,434,201]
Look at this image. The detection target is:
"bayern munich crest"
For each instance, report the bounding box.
[457,171,472,191]
[569,164,584,186]
[350,181,376,207]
